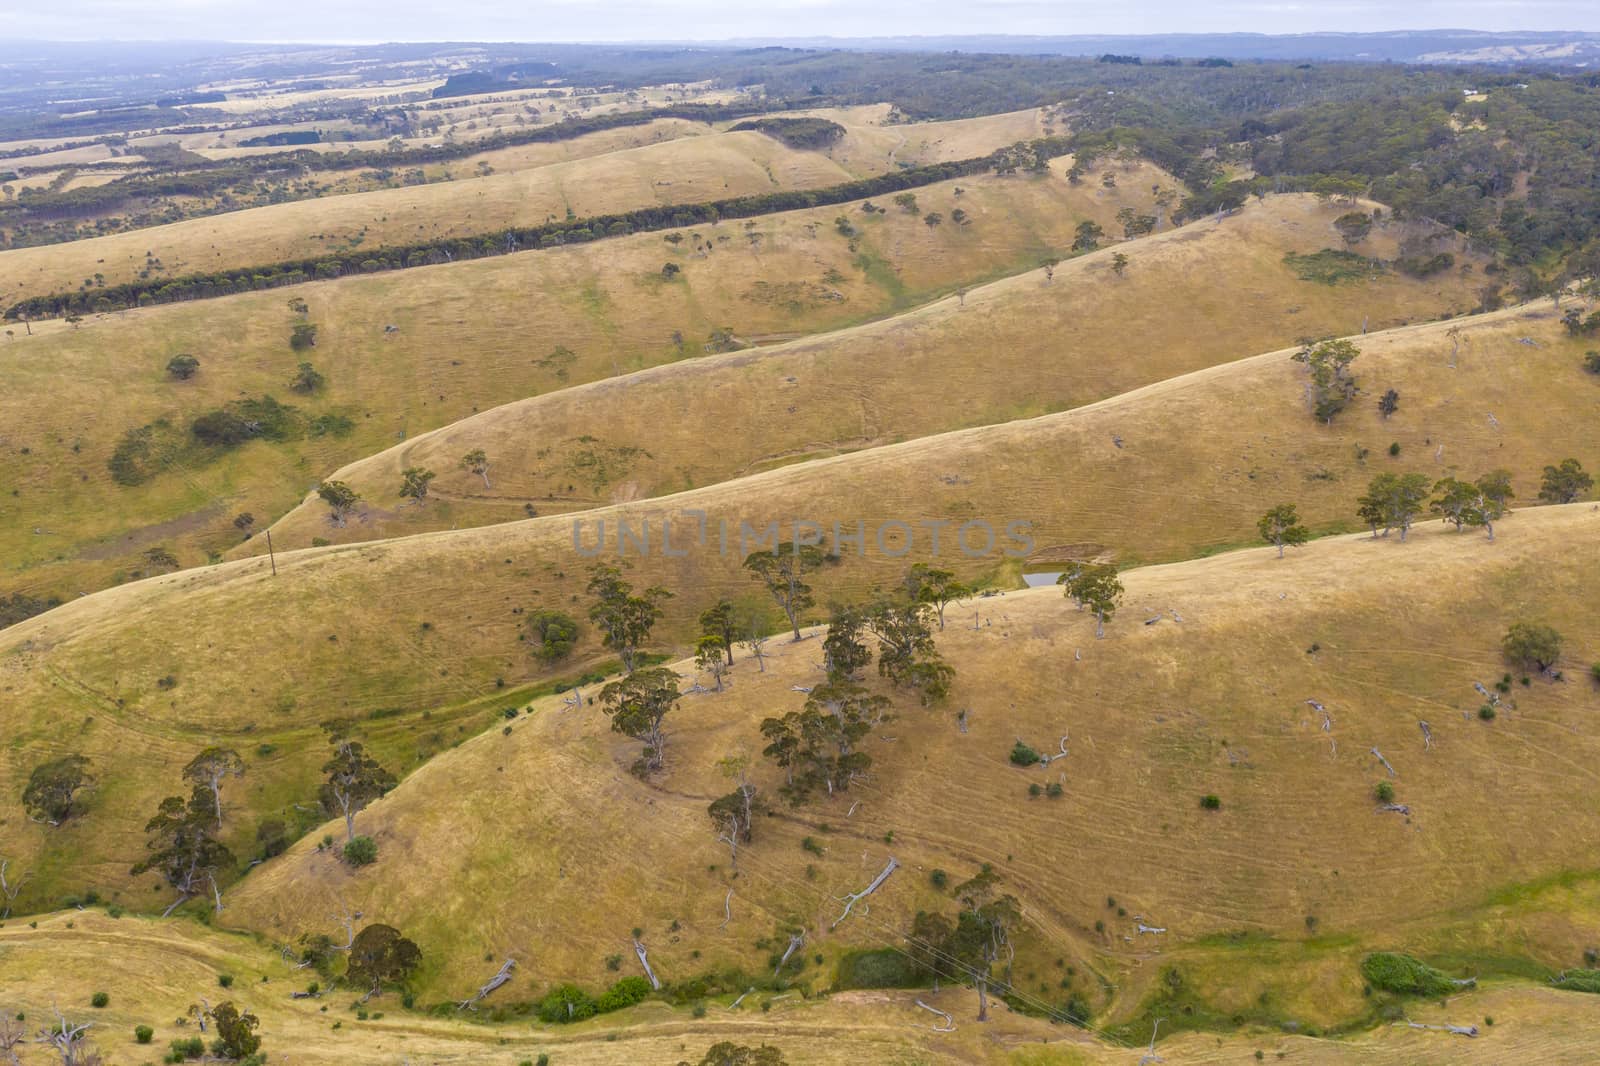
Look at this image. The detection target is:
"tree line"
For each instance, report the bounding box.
[4,137,1071,321]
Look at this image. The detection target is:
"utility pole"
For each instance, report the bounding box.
[265,530,277,576]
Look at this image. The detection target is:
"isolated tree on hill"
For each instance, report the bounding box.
[739,608,772,672]
[527,608,579,663]
[1110,252,1130,277]
[1357,472,1431,540]
[182,747,243,828]
[699,599,738,665]
[1059,563,1123,638]
[22,755,93,825]
[1504,622,1563,675]
[319,725,396,842]
[587,563,672,673]
[1377,388,1400,419]
[398,466,436,503]
[206,1002,261,1059]
[1257,503,1310,558]
[867,600,954,702]
[905,563,968,630]
[459,448,492,488]
[685,1042,788,1066]
[923,212,943,228]
[1538,458,1593,504]
[132,785,235,915]
[707,756,760,870]
[1292,338,1361,424]
[696,636,730,691]
[289,360,324,393]
[598,666,680,775]
[166,354,200,380]
[948,866,1022,1022]
[317,480,361,527]
[289,322,318,351]
[893,192,918,214]
[822,604,873,681]
[346,923,422,998]
[1072,220,1102,252]
[1041,257,1059,283]
[744,545,824,642]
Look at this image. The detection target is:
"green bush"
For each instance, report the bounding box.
[1200,794,1221,810]
[167,1035,205,1061]
[1374,781,1395,804]
[1360,952,1464,996]
[343,836,378,866]
[1552,969,1600,994]
[217,973,234,988]
[835,948,926,990]
[538,984,597,1024]
[135,1024,155,1043]
[1009,740,1041,766]
[595,975,653,1013]
[90,991,109,1008]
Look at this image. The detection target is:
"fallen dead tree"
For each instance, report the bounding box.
[831,858,899,929]
[914,998,956,1032]
[457,958,516,1010]
[633,937,661,990]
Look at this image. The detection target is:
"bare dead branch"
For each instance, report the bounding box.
[1371,748,1396,776]
[633,938,661,990]
[914,998,956,1032]
[831,857,899,929]
[457,958,516,1010]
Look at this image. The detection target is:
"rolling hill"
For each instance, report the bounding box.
[0,156,1160,599]
[216,504,1600,1027]
[256,193,1490,549]
[2,297,1592,918]
[0,107,1050,302]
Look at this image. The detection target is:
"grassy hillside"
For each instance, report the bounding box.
[0,108,1045,302]
[257,194,1490,548]
[1,304,1592,915]
[0,158,1158,599]
[4,910,1598,1063]
[215,505,1600,1031]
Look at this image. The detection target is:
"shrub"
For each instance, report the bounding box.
[136,1024,154,1043]
[1360,952,1463,996]
[217,974,234,988]
[929,869,948,889]
[1552,969,1600,994]
[91,991,109,1008]
[595,975,653,1013]
[343,836,378,866]
[1009,740,1041,766]
[1479,704,1497,721]
[167,1035,205,1060]
[1200,794,1221,810]
[538,984,596,1023]
[836,948,926,990]
[1374,781,1395,804]
[166,354,200,379]
[1388,441,1401,457]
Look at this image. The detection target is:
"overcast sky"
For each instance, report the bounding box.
[12,0,1600,44]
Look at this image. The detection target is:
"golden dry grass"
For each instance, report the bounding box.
[207,505,1600,1018]
[0,160,1155,598]
[2,294,1591,912]
[0,108,1041,301]
[258,193,1491,549]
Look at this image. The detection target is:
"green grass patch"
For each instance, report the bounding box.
[834,948,928,990]
[1360,952,1466,997]
[1283,249,1386,285]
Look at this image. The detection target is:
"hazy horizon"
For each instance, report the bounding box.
[11,1,1600,47]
